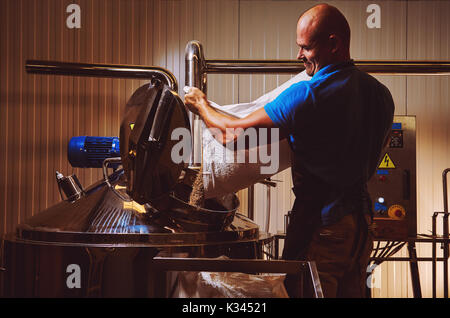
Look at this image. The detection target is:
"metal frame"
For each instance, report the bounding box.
[432,168,450,298]
[273,233,450,298]
[151,256,323,298]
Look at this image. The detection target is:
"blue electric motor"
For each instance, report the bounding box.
[68,136,120,168]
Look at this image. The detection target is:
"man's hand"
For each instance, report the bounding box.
[183,86,282,145]
[183,86,208,116]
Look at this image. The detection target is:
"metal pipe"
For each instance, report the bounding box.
[206,60,450,75]
[185,41,207,91]
[308,261,324,298]
[432,212,438,298]
[442,168,450,298]
[444,212,449,298]
[371,257,448,262]
[185,40,207,166]
[26,60,178,91]
[265,180,271,233]
[443,169,450,213]
[407,242,422,298]
[206,60,304,74]
[248,185,255,221]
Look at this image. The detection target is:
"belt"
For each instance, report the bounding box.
[292,181,373,226]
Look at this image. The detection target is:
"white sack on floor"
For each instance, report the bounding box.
[202,70,311,198]
[173,256,288,298]
[174,271,288,298]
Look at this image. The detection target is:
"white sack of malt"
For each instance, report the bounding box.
[201,70,311,198]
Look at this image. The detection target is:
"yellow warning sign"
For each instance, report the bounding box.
[378,153,396,169]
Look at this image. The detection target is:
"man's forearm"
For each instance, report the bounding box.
[198,101,242,144]
[184,86,280,145]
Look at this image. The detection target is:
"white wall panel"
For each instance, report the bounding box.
[406,0,450,298]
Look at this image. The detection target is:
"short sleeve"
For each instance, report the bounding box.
[263,81,312,133]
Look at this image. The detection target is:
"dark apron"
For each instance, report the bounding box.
[282,170,372,297]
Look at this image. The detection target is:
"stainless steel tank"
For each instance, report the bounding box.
[1,172,268,297]
[0,80,271,298]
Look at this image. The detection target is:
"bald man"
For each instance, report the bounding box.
[185,4,394,298]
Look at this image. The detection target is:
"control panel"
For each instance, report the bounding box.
[367,116,417,240]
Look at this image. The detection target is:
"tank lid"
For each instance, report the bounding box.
[120,82,191,206]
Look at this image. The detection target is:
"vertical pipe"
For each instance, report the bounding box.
[248,185,254,220]
[265,181,271,234]
[308,261,324,298]
[432,212,437,298]
[444,212,449,298]
[185,41,206,166]
[443,168,450,213]
[407,242,422,298]
[443,168,450,298]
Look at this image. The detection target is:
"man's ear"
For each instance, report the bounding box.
[329,34,339,54]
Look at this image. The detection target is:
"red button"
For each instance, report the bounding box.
[395,209,403,218]
[379,176,386,182]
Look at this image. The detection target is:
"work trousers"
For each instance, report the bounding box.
[283,203,373,298]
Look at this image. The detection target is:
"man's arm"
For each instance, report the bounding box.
[184,87,286,145]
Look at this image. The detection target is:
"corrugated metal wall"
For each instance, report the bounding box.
[0,0,240,231]
[0,0,449,297]
[406,0,450,298]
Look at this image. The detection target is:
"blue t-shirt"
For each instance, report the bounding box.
[264,60,394,224]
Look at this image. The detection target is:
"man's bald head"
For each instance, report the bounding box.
[298,4,351,49]
[296,4,351,76]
